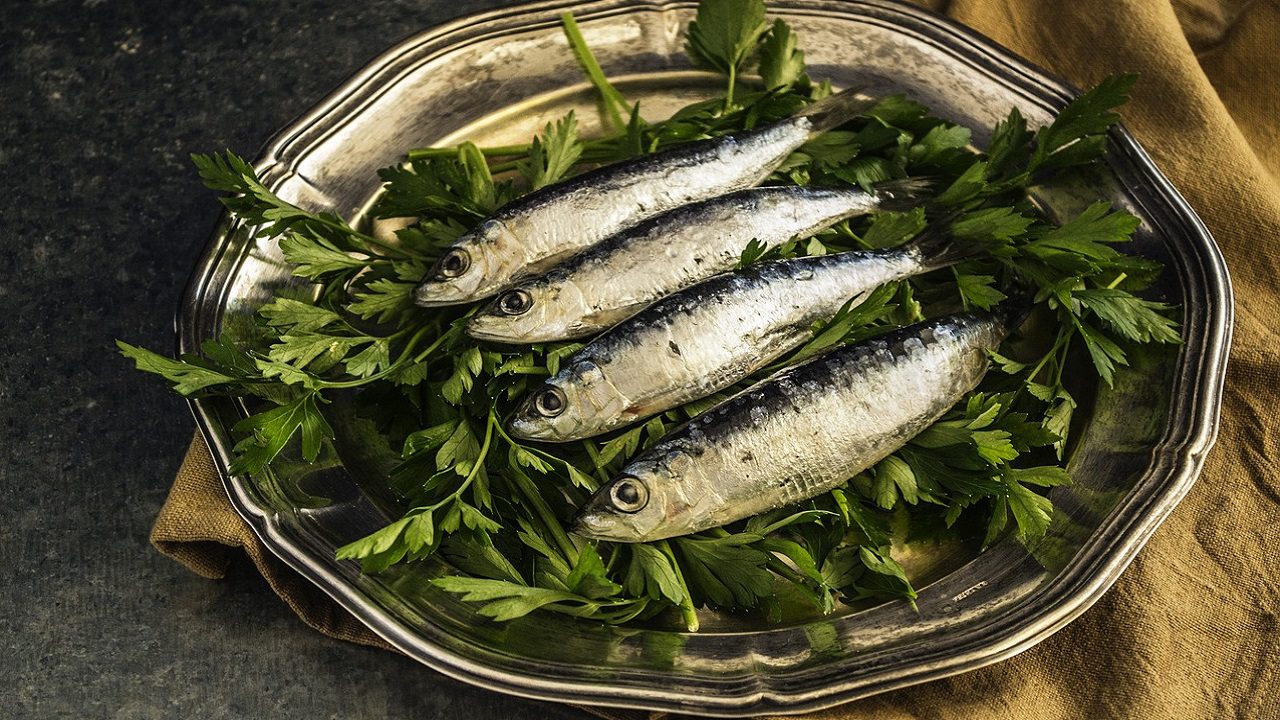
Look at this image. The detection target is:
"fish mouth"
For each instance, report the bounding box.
[569,511,600,537]
[467,315,571,345]
[507,412,558,442]
[414,277,492,307]
[571,508,634,542]
[465,314,522,343]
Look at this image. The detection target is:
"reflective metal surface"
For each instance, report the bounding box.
[177,0,1232,714]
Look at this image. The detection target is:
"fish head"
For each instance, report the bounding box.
[507,359,628,442]
[571,459,684,543]
[465,276,588,343]
[414,219,524,306]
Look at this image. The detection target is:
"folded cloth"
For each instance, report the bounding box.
[152,0,1280,717]
[152,435,392,651]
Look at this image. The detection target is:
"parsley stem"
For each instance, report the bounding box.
[416,414,496,512]
[306,213,414,259]
[952,267,968,310]
[579,441,612,483]
[408,137,620,164]
[501,366,551,376]
[1026,327,1069,385]
[508,463,579,564]
[408,144,532,160]
[725,64,737,111]
[492,419,588,485]
[657,540,699,632]
[309,324,432,389]
[764,555,809,589]
[411,325,461,363]
[560,12,629,131]
[1054,332,1072,387]
[456,414,495,497]
[486,160,521,175]
[1105,272,1128,289]
[312,372,390,390]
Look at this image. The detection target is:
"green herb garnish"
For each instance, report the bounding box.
[120,0,1177,630]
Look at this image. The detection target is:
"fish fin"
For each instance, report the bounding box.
[795,87,878,135]
[872,177,938,212]
[901,222,979,272]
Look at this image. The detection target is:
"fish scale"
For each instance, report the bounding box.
[509,234,974,443]
[572,312,1014,542]
[415,88,877,307]
[465,182,928,343]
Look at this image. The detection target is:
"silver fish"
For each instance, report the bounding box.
[508,234,971,442]
[414,88,875,307]
[465,180,930,343]
[572,312,1012,542]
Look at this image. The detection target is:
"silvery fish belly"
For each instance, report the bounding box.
[508,237,966,442]
[414,89,874,306]
[573,312,1010,543]
[465,183,921,343]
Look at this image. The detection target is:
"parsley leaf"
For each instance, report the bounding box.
[116,341,238,396]
[676,534,774,609]
[124,18,1174,631]
[278,232,368,279]
[789,283,898,363]
[194,151,403,260]
[736,237,770,267]
[686,0,769,104]
[985,107,1031,178]
[909,124,971,166]
[518,112,584,190]
[229,392,333,475]
[348,278,416,323]
[258,298,342,334]
[956,273,1008,310]
[267,333,362,370]
[623,544,688,605]
[855,546,918,609]
[758,19,805,90]
[1074,318,1129,386]
[565,544,623,600]
[1023,202,1139,264]
[429,577,594,622]
[861,208,926,249]
[1075,288,1181,344]
[1029,73,1136,172]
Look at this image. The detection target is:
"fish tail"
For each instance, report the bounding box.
[795,87,878,134]
[872,177,938,212]
[901,221,978,272]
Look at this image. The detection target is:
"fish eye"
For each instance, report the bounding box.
[532,385,566,417]
[496,289,533,316]
[609,477,648,513]
[436,248,470,278]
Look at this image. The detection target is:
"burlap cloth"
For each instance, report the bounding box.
[152,0,1280,716]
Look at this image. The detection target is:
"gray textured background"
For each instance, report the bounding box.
[0,1,591,717]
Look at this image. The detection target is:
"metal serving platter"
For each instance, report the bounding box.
[178,0,1232,715]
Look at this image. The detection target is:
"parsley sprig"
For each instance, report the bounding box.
[120,0,1179,630]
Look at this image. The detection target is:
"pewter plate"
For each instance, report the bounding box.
[178,0,1232,715]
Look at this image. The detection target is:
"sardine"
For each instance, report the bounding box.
[508,234,971,442]
[414,88,876,307]
[572,311,1013,542]
[466,180,930,343]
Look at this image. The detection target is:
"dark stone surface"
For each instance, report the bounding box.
[0,1,590,717]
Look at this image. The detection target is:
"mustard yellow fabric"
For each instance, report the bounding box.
[151,1,1280,716]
